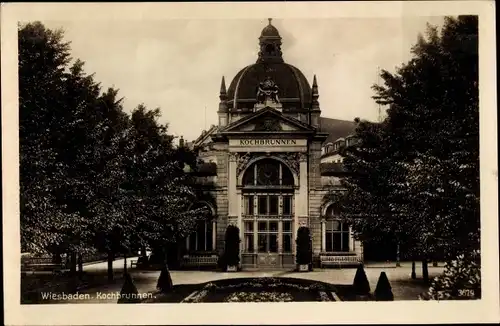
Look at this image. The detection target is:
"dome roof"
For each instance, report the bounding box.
[227,62,312,110]
[261,24,280,37]
[260,18,280,38]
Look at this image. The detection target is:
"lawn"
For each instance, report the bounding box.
[143,277,357,303]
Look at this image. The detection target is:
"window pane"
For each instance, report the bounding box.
[283,234,292,253]
[258,221,267,232]
[283,196,292,215]
[242,166,255,186]
[325,232,333,252]
[332,220,341,231]
[189,234,197,251]
[342,231,349,252]
[206,231,213,251]
[196,232,205,251]
[245,196,254,215]
[269,221,278,232]
[333,233,342,251]
[269,196,278,215]
[258,234,268,252]
[269,234,278,253]
[281,165,294,185]
[245,221,254,232]
[258,196,267,215]
[325,221,333,231]
[283,221,292,232]
[206,222,213,251]
[257,160,280,185]
[326,205,340,217]
[245,234,254,252]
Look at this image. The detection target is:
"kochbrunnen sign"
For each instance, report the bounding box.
[239,139,298,146]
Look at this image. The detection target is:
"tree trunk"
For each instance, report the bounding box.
[123,252,128,274]
[422,259,429,282]
[70,252,77,275]
[77,254,83,279]
[411,261,416,279]
[432,261,438,267]
[107,251,114,281]
[141,246,148,258]
[52,252,61,264]
[396,243,401,267]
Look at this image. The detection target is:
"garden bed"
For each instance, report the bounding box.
[144,277,353,303]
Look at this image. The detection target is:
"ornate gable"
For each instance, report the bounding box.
[193,125,219,148]
[221,107,315,135]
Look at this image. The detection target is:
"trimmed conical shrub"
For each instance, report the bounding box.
[352,264,370,295]
[117,272,141,303]
[374,271,394,301]
[296,227,312,266]
[224,225,241,269]
[156,265,173,293]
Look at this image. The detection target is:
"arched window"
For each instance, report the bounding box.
[241,158,295,256]
[187,203,215,252]
[242,158,294,187]
[324,205,350,252]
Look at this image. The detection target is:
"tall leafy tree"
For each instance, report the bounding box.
[20,22,215,279]
[19,22,73,254]
[122,106,207,264]
[329,16,479,280]
[373,16,479,261]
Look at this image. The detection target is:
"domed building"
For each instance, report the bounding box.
[182,19,363,270]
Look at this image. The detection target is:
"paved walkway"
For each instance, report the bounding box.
[82,256,139,272]
[45,261,443,303]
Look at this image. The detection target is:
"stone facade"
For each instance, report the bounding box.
[182,19,361,270]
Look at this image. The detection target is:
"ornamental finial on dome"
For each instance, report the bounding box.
[220,76,227,96]
[312,74,320,111]
[257,18,283,63]
[218,75,228,113]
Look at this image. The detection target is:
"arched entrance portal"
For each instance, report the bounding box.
[240,158,295,269]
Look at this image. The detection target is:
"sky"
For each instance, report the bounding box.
[42,17,445,142]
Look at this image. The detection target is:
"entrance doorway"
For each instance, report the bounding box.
[241,158,295,269]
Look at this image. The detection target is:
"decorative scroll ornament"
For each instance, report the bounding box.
[299,218,309,228]
[228,152,239,162]
[254,117,282,131]
[237,152,253,176]
[280,152,303,175]
[256,76,280,104]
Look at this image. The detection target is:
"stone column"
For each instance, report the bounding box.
[349,225,355,252]
[228,153,238,217]
[253,196,258,254]
[293,189,300,252]
[297,153,309,218]
[278,219,283,253]
[237,189,243,259]
[321,219,326,252]
[355,240,363,262]
[212,220,217,251]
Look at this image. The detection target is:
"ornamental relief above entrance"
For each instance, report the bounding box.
[232,151,307,178]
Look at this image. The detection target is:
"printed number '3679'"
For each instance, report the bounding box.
[458,289,475,297]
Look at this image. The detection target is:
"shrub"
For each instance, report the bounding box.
[224,225,241,268]
[422,250,480,300]
[374,271,393,301]
[295,227,312,266]
[156,265,173,293]
[118,273,141,303]
[352,264,370,295]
